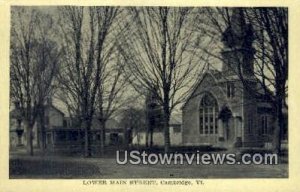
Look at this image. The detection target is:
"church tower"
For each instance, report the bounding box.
[219,9,257,147]
[221,9,255,77]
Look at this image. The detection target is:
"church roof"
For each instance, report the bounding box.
[181,69,221,110]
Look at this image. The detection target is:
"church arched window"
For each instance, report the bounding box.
[199,93,219,135]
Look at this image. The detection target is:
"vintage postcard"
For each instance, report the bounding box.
[0,0,299,191]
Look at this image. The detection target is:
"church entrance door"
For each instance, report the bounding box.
[225,118,235,144]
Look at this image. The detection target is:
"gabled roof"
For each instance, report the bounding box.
[46,104,65,116]
[105,118,120,129]
[10,103,65,119]
[181,69,221,110]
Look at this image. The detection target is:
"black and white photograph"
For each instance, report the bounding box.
[8,5,288,179]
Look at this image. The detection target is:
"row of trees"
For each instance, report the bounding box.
[56,7,128,156]
[10,6,288,156]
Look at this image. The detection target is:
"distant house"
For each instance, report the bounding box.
[43,104,66,147]
[10,103,124,149]
[45,115,124,149]
[91,117,124,146]
[10,107,27,147]
[169,114,182,145]
[131,90,183,146]
[9,104,65,148]
[131,113,182,146]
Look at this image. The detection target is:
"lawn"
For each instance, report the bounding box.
[9,148,288,179]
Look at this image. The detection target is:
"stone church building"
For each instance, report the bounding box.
[182,10,275,148]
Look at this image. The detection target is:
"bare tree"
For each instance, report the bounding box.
[145,90,163,148]
[57,6,121,157]
[10,7,60,155]
[95,59,129,154]
[35,13,61,153]
[196,7,288,153]
[246,8,287,154]
[118,7,207,152]
[119,106,146,149]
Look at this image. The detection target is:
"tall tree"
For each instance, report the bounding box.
[57,6,120,157]
[10,7,60,155]
[246,8,287,154]
[118,7,207,152]
[95,60,129,154]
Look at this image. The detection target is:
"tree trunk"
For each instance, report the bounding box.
[123,126,130,150]
[38,107,46,154]
[84,120,92,157]
[273,97,284,155]
[24,121,34,156]
[150,128,154,148]
[41,127,46,152]
[36,129,40,148]
[163,116,170,153]
[145,125,149,148]
[163,105,171,153]
[100,120,106,156]
[160,8,170,154]
[137,132,140,147]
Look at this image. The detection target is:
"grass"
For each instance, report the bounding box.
[9,146,288,179]
[10,156,288,179]
[10,157,101,179]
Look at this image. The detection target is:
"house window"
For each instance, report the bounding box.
[47,133,52,144]
[261,115,268,135]
[63,120,67,127]
[199,93,218,135]
[97,133,101,141]
[173,125,181,133]
[227,82,235,98]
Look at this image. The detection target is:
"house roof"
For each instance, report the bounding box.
[10,103,65,119]
[105,118,120,129]
[46,104,65,116]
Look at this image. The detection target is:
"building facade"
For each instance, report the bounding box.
[10,104,124,149]
[182,10,275,148]
[9,104,65,148]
